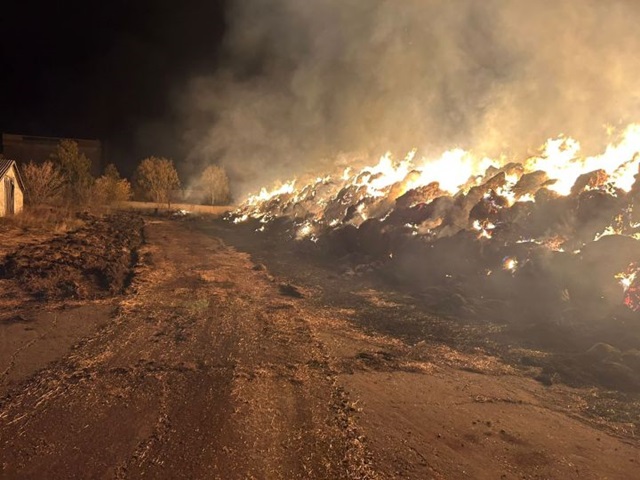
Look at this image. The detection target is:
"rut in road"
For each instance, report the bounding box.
[0,219,374,479]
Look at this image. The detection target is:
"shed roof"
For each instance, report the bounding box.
[0,159,26,192]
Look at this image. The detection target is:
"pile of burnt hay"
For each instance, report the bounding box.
[0,213,144,300]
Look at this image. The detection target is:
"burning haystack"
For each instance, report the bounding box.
[229,125,640,320]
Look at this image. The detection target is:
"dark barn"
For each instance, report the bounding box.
[1,133,103,176]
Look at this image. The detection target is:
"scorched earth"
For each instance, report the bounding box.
[0,212,638,479]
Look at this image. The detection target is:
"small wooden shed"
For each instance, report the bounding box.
[0,159,25,216]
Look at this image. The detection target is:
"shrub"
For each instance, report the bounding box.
[94,164,132,205]
[21,161,65,205]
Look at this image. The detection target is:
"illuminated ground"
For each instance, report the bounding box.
[0,215,638,479]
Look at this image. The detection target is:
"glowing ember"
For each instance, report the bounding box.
[516,236,566,252]
[472,220,496,239]
[594,225,619,242]
[296,221,314,240]
[616,270,637,292]
[298,225,312,238]
[502,257,518,273]
[543,237,566,252]
[233,214,249,224]
[616,264,640,311]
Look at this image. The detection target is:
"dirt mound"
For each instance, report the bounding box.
[0,213,143,300]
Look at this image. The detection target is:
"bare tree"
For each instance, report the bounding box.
[200,165,231,205]
[135,156,181,208]
[21,161,66,205]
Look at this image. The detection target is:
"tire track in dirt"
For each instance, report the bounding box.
[0,218,373,479]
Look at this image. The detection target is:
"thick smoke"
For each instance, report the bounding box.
[182,0,640,197]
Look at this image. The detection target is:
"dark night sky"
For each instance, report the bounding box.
[0,0,226,176]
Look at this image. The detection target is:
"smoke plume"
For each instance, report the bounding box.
[182,0,640,197]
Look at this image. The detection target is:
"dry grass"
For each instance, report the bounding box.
[117,201,233,216]
[0,206,86,257]
[2,206,85,233]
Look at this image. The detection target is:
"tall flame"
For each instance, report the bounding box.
[527,124,640,195]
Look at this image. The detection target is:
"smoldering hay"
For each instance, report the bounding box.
[183,0,640,197]
[229,126,640,317]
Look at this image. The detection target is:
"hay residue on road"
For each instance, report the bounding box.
[0,213,143,300]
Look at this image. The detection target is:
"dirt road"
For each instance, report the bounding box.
[1,217,638,479]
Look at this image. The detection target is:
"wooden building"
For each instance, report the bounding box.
[0,159,25,216]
